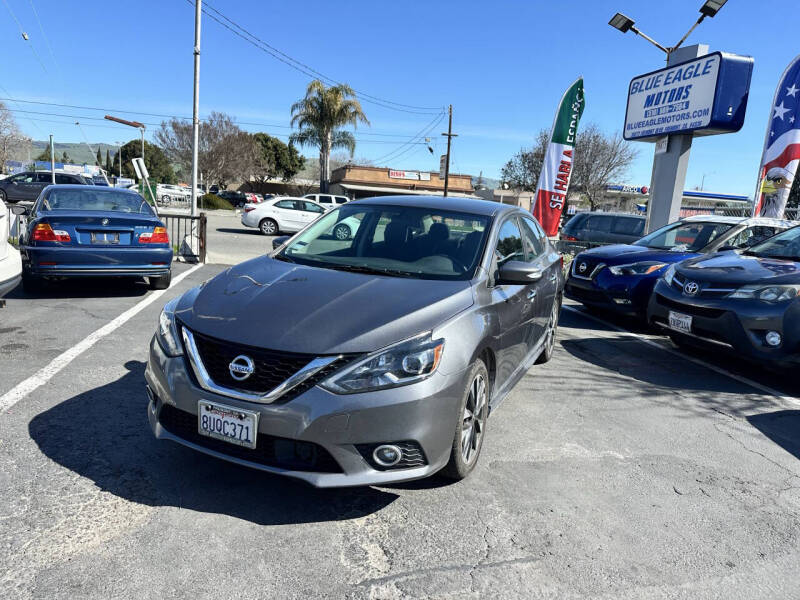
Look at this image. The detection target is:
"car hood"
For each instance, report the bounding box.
[176,257,474,354]
[578,244,697,266]
[676,251,800,286]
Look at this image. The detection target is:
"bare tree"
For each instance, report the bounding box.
[156,112,256,187]
[501,124,638,210]
[0,103,30,171]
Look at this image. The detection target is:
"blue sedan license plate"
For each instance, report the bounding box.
[197,401,258,449]
[90,232,120,244]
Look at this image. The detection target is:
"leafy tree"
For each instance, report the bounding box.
[36,146,54,161]
[61,151,71,164]
[95,148,103,166]
[252,133,304,182]
[290,80,369,193]
[0,102,29,169]
[105,149,112,173]
[787,174,800,211]
[501,123,637,211]
[119,139,175,183]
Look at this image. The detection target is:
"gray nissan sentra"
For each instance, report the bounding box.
[145,196,564,487]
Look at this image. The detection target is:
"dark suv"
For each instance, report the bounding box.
[561,212,646,245]
[216,190,249,207]
[0,171,90,203]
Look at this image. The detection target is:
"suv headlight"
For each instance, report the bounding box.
[608,261,668,276]
[663,264,677,285]
[728,284,800,303]
[321,333,444,394]
[156,296,183,356]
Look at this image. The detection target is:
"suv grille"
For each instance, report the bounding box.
[158,404,342,473]
[655,293,726,319]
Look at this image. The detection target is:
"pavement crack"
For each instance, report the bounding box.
[714,422,800,480]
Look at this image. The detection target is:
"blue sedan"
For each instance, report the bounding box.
[18,185,173,292]
[564,215,794,319]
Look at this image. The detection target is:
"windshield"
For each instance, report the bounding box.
[634,220,735,252]
[279,204,491,280]
[40,188,154,214]
[746,225,800,260]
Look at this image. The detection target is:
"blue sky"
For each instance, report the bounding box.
[0,0,794,195]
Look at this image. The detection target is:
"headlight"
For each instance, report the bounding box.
[156,296,183,356]
[608,261,668,276]
[729,284,800,303]
[321,333,444,394]
[663,264,677,285]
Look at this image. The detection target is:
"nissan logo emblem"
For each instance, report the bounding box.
[578,262,588,273]
[683,281,699,296]
[228,355,255,381]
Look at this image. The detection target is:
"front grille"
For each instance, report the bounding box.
[655,293,726,319]
[355,441,428,471]
[187,328,346,398]
[571,256,605,280]
[158,404,342,473]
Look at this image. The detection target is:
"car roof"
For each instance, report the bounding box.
[572,211,645,219]
[680,214,797,227]
[43,184,139,194]
[351,195,512,217]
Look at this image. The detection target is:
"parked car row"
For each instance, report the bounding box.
[565,214,800,369]
[0,171,93,204]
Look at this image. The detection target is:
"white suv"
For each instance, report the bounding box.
[304,193,349,211]
[241,197,326,235]
[0,199,22,298]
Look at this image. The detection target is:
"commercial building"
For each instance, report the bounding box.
[329,165,475,199]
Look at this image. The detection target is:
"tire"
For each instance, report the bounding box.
[0,189,6,203]
[21,271,44,294]
[536,295,561,364]
[333,223,352,240]
[441,359,490,480]
[149,270,172,290]
[259,218,278,236]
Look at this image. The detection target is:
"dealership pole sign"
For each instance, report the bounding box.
[624,52,753,142]
[532,77,585,236]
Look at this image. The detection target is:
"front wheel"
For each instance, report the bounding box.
[259,218,278,236]
[536,296,561,364]
[441,359,489,480]
[333,223,351,240]
[0,189,6,203]
[149,270,172,290]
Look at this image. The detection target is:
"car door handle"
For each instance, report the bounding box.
[549,274,558,282]
[527,289,537,299]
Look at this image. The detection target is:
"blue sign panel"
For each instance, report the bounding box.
[624,51,754,142]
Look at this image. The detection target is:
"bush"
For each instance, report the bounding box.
[199,193,234,210]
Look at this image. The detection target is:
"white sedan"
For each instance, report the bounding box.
[0,199,22,298]
[241,197,326,235]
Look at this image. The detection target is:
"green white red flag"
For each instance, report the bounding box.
[532,77,585,236]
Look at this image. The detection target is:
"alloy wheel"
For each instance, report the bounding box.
[461,372,487,464]
[545,301,559,353]
[260,219,277,235]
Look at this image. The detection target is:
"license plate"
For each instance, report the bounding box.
[90,232,119,244]
[668,311,692,334]
[197,401,258,449]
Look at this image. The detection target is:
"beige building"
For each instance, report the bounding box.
[329,165,475,199]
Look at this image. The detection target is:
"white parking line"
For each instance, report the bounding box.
[0,264,204,414]
[561,304,798,405]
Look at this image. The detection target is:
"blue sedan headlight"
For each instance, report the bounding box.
[608,261,668,276]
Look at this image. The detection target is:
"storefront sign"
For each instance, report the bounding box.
[624,52,753,142]
[389,170,419,180]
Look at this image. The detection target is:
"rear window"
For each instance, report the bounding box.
[40,188,154,214]
[562,213,587,233]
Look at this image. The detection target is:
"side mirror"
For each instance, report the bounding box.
[718,244,736,252]
[497,260,543,284]
[272,235,290,250]
[10,204,28,216]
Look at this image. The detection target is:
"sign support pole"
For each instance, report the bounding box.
[644,44,708,233]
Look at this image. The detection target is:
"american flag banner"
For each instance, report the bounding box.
[753,55,800,217]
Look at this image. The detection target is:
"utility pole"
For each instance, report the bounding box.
[191,0,202,220]
[49,134,55,184]
[441,104,457,197]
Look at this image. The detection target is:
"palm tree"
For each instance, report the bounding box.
[290,80,369,193]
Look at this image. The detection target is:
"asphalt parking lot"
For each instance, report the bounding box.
[2,258,800,599]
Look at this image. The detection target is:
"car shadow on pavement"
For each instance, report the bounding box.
[28,361,397,525]
[215,227,264,236]
[6,277,150,300]
[747,411,800,461]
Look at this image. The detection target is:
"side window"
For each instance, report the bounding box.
[519,216,545,260]
[303,201,324,213]
[611,217,645,236]
[495,219,524,266]
[583,215,613,232]
[336,197,348,204]
[318,195,332,204]
[728,226,780,249]
[55,174,73,184]
[274,200,295,210]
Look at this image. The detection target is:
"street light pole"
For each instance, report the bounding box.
[191,0,202,220]
[441,104,457,197]
[49,134,55,184]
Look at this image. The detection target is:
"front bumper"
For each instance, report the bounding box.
[145,336,468,487]
[647,280,800,367]
[565,268,657,316]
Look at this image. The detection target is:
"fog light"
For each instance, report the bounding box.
[373,444,402,467]
[613,298,632,305]
[765,331,782,347]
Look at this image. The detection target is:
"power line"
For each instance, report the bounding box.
[194,0,443,115]
[27,0,62,83]
[1,0,50,75]
[372,112,445,165]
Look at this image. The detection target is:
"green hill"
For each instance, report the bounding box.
[30,141,121,166]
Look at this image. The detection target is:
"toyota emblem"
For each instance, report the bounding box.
[683,281,699,296]
[578,262,588,273]
[228,355,255,381]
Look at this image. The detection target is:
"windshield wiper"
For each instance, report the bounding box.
[324,263,418,278]
[273,253,295,263]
